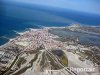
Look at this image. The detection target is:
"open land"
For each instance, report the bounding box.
[0,25,100,75]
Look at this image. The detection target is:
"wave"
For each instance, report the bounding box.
[0,24,100,47]
[0,36,10,40]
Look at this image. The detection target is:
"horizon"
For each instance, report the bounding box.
[0,1,100,75]
[1,0,100,15]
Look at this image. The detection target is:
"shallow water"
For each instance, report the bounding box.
[49,29,100,46]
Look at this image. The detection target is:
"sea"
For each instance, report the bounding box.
[0,2,100,46]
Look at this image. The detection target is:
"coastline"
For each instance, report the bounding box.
[0,25,100,75]
[0,26,64,47]
[0,25,100,47]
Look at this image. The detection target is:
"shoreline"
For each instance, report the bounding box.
[0,25,100,75]
[0,27,64,47]
[0,28,42,47]
[0,25,100,47]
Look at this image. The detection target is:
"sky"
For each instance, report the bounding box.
[1,0,100,15]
